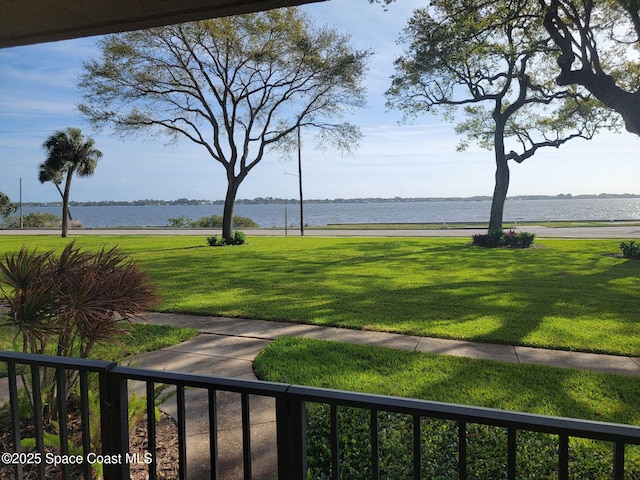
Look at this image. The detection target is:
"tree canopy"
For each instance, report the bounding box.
[79,8,371,240]
[0,192,16,220]
[39,128,102,237]
[540,0,640,135]
[387,0,616,229]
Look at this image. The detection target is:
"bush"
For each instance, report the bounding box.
[487,228,505,247]
[305,406,640,479]
[516,232,535,248]
[472,229,535,248]
[504,229,518,247]
[472,229,504,248]
[167,215,190,228]
[168,214,258,228]
[0,242,158,421]
[471,233,489,247]
[206,235,222,246]
[620,240,640,259]
[207,231,247,246]
[4,212,62,228]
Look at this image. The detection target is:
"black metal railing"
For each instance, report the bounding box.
[2,350,640,480]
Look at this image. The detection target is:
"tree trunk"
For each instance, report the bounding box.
[54,183,73,221]
[489,122,509,231]
[61,170,74,238]
[489,156,509,231]
[222,179,240,242]
[558,69,640,136]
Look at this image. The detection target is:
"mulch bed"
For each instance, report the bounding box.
[0,406,179,480]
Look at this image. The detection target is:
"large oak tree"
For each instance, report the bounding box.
[386,0,616,230]
[541,0,640,136]
[79,8,371,241]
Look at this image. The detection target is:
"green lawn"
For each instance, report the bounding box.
[0,323,197,377]
[0,235,637,355]
[319,220,640,229]
[255,337,640,425]
[254,337,640,478]
[2,234,639,475]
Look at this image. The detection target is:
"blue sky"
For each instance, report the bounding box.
[0,0,638,203]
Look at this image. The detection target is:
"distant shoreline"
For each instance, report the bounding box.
[22,193,640,208]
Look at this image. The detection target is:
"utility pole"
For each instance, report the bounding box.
[298,124,304,236]
[19,178,23,229]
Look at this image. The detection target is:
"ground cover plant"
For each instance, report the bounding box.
[472,228,535,248]
[621,240,640,259]
[254,337,640,479]
[0,235,637,355]
[207,230,247,246]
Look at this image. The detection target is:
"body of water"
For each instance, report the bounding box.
[19,198,640,229]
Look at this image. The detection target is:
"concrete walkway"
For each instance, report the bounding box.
[128,312,640,479]
[140,312,640,376]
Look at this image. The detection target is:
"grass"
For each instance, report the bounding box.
[0,235,637,355]
[2,234,639,475]
[318,220,640,229]
[254,337,640,425]
[0,322,197,376]
[255,337,640,478]
[90,323,198,362]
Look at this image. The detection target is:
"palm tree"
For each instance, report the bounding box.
[38,163,74,223]
[39,128,102,237]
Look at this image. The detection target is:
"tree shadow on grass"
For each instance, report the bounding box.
[257,337,640,478]
[141,238,640,354]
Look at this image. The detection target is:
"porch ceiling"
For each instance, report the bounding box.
[0,0,327,48]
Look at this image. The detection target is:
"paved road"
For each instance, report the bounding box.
[1,225,639,238]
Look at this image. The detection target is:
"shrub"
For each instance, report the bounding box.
[620,240,640,259]
[305,406,640,479]
[207,235,223,246]
[167,215,190,228]
[471,233,489,247]
[504,230,518,247]
[516,232,535,248]
[0,241,158,420]
[169,214,258,228]
[189,215,224,228]
[207,231,247,246]
[471,229,535,249]
[233,230,247,245]
[4,212,62,228]
[487,228,505,247]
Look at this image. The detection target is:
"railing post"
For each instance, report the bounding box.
[458,421,467,480]
[276,391,307,479]
[99,366,129,480]
[558,434,569,480]
[507,427,517,480]
[613,441,625,480]
[7,362,23,480]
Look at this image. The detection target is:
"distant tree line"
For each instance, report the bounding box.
[19,193,640,209]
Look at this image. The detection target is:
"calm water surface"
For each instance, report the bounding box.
[21,198,640,228]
